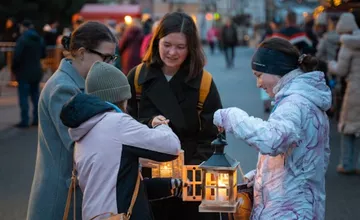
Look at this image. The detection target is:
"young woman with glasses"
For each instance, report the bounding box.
[26,21,117,220]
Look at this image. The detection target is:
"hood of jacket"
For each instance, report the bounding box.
[60,93,114,141]
[22,29,41,44]
[274,68,332,111]
[341,31,360,50]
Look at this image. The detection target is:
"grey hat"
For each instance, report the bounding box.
[85,61,131,103]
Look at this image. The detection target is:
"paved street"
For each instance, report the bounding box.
[0,47,359,220]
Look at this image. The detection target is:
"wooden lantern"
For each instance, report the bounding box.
[198,134,240,213]
[151,150,184,178]
[182,165,202,201]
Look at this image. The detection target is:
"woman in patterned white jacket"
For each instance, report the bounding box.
[214,38,332,219]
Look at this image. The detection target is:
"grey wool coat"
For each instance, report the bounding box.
[335,32,360,135]
[26,59,83,220]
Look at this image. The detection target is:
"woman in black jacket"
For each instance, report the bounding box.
[127,12,223,220]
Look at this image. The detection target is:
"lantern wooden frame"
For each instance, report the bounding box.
[199,163,240,213]
[182,165,202,201]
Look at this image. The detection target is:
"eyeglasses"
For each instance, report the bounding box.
[87,48,118,63]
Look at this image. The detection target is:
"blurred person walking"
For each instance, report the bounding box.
[119,20,144,75]
[140,21,160,58]
[221,18,238,68]
[328,13,360,175]
[206,25,218,55]
[2,17,19,42]
[11,20,45,128]
[260,17,282,42]
[2,18,20,86]
[272,10,313,54]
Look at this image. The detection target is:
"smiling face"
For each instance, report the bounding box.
[159,32,188,71]
[253,70,281,97]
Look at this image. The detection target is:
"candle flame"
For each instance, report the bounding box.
[218,179,226,187]
[218,173,229,187]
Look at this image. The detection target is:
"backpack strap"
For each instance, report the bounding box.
[134,63,144,100]
[197,70,212,115]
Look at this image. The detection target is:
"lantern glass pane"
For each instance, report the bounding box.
[159,162,172,177]
[151,150,184,178]
[205,172,215,200]
[187,170,193,181]
[196,184,202,196]
[195,170,202,181]
[204,171,232,201]
[188,185,193,197]
[217,173,229,201]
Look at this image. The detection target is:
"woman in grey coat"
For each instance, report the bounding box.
[26,21,118,220]
[329,13,360,174]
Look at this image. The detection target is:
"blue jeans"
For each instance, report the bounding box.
[17,80,39,125]
[223,45,235,67]
[339,134,360,171]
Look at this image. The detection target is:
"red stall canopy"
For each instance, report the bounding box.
[78,4,142,22]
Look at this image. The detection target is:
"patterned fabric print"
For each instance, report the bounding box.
[213,69,331,220]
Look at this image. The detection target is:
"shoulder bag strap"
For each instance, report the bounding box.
[63,165,77,220]
[90,172,142,220]
[126,172,141,218]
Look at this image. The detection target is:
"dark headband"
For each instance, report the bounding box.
[251,47,299,76]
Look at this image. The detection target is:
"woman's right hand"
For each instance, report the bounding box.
[151,115,170,128]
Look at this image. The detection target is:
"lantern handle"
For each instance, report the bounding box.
[218,132,226,139]
[237,163,246,182]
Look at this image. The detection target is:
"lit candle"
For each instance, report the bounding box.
[160,163,172,177]
[217,179,227,201]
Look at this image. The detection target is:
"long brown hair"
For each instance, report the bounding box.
[143,12,206,80]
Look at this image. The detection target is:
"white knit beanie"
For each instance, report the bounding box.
[336,13,359,33]
[85,61,131,103]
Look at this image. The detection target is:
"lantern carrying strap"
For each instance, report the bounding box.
[237,163,246,182]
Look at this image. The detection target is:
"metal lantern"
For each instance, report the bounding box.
[151,150,184,178]
[198,134,240,213]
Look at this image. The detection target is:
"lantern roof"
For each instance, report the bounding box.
[199,134,240,170]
